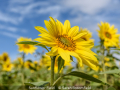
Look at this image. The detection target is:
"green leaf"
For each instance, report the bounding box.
[107,87,116,90]
[64,71,106,84]
[24,81,50,87]
[16,41,49,51]
[58,56,65,73]
[100,69,120,74]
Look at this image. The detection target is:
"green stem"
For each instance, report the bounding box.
[53,76,62,86]
[50,56,55,86]
[103,60,107,90]
[22,53,25,89]
[100,40,107,90]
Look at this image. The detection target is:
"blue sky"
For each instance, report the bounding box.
[0,0,120,61]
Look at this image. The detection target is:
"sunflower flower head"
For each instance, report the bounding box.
[1,52,10,64]
[97,22,119,48]
[79,28,93,41]
[2,63,14,72]
[104,57,110,62]
[17,37,37,54]
[17,57,23,65]
[35,17,98,70]
[34,61,38,65]
[93,74,99,78]
[105,62,111,67]
[39,55,51,67]
[24,61,34,69]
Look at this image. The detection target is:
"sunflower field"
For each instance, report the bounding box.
[0,17,120,90]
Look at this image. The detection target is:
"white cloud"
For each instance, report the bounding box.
[0,24,18,32]
[10,0,33,4]
[36,5,61,18]
[21,29,27,33]
[0,32,20,39]
[0,1,49,24]
[62,0,111,15]
[0,24,28,33]
[9,2,49,15]
[0,11,18,24]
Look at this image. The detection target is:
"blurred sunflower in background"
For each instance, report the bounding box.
[33,61,41,70]
[93,74,99,78]
[79,28,93,42]
[0,52,10,64]
[18,57,23,65]
[35,17,98,70]
[2,63,14,72]
[39,55,51,67]
[97,22,119,48]
[34,61,38,65]
[13,57,23,68]
[17,37,37,54]
[24,61,34,69]
[104,57,110,62]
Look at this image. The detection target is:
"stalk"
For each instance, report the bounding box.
[22,53,25,90]
[53,76,62,86]
[100,40,107,90]
[103,59,107,90]
[50,56,55,86]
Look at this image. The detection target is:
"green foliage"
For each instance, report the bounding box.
[58,56,64,73]
[107,87,116,90]
[100,69,120,74]
[24,81,50,87]
[63,71,106,84]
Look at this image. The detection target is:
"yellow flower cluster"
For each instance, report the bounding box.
[0,52,13,71]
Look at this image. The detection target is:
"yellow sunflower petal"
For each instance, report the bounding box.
[58,48,70,62]
[68,26,79,37]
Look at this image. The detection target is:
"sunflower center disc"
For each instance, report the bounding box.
[24,44,30,49]
[57,35,76,51]
[7,65,10,68]
[105,32,111,39]
[60,37,71,46]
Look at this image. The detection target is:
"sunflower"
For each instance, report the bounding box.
[24,61,34,69]
[17,37,37,54]
[34,17,98,70]
[104,57,110,62]
[34,61,40,70]
[2,63,13,71]
[17,57,23,65]
[34,61,38,65]
[1,52,10,64]
[39,55,51,67]
[97,22,119,48]
[79,28,93,41]
[93,74,99,78]
[105,62,111,67]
